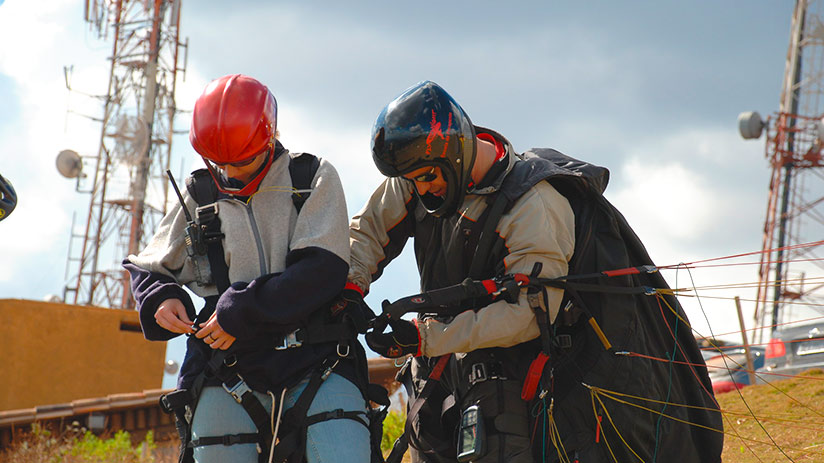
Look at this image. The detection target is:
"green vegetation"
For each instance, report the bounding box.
[381,408,406,453]
[718,368,824,462]
[0,423,158,463]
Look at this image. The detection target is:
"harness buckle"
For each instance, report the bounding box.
[337,342,350,358]
[195,203,219,225]
[274,330,303,350]
[556,334,572,349]
[222,374,252,404]
[468,362,506,386]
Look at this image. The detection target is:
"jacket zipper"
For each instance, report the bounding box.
[231,198,268,276]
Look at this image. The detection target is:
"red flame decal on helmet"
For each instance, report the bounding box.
[426,109,451,157]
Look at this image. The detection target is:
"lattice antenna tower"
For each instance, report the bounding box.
[58,0,188,309]
[740,0,824,343]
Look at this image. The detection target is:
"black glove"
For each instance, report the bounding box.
[366,317,420,358]
[329,287,376,334]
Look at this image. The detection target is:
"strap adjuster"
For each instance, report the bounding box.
[222,374,252,404]
[195,203,219,224]
[274,330,303,350]
[469,362,506,386]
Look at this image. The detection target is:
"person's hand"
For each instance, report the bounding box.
[365,317,421,358]
[330,286,376,334]
[195,311,236,350]
[155,298,195,334]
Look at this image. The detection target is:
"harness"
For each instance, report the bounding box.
[160,152,389,463]
[387,148,724,462]
[384,152,611,463]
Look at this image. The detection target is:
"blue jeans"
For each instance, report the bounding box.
[191,372,370,463]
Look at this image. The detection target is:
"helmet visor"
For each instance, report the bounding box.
[203,147,273,196]
[400,160,460,217]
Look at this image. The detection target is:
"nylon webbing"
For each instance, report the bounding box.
[468,192,511,279]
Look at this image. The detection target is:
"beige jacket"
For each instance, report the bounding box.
[349,152,575,357]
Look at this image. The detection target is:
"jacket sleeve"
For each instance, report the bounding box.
[348,177,416,293]
[123,260,196,341]
[123,195,205,340]
[215,160,351,339]
[418,181,575,356]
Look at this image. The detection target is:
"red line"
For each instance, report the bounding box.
[625,351,824,382]
[603,267,641,277]
[702,315,824,339]
[658,239,824,269]
[656,295,719,406]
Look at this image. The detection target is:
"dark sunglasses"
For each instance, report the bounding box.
[212,148,269,168]
[408,167,438,183]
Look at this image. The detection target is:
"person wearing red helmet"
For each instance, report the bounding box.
[124,75,375,463]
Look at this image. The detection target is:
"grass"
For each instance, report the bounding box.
[717,368,824,462]
[0,423,168,463]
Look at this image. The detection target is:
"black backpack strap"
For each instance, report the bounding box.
[184,169,217,205]
[184,168,230,294]
[468,192,511,279]
[288,152,321,213]
[387,354,451,463]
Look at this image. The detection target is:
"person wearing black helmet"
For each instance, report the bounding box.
[347,81,576,462]
[349,81,724,463]
[0,173,17,222]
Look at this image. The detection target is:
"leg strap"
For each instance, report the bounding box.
[269,358,340,463]
[305,408,369,428]
[189,432,260,448]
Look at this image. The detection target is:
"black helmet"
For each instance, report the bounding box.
[371,81,476,217]
[0,172,16,222]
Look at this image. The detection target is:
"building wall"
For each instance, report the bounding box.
[0,299,165,411]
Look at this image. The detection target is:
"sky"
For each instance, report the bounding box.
[0,1,798,388]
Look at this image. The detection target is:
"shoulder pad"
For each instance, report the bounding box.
[185,168,218,206]
[288,153,321,213]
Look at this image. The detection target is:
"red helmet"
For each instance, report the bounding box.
[189,74,278,195]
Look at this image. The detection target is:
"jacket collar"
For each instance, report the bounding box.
[468,126,517,195]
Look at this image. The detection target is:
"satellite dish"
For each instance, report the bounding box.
[738,111,765,140]
[56,149,83,178]
[164,359,179,375]
[44,294,62,303]
[113,116,150,164]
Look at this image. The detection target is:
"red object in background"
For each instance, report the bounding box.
[765,338,786,359]
[712,380,747,395]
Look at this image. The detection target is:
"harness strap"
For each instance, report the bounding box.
[204,351,274,456]
[189,432,260,448]
[288,152,320,211]
[269,357,339,463]
[386,354,451,463]
[468,192,511,279]
[305,408,369,427]
[272,323,357,350]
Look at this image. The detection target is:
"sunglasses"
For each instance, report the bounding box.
[211,148,269,168]
[408,167,439,183]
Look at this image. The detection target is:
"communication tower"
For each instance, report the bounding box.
[58,0,187,309]
[740,0,824,343]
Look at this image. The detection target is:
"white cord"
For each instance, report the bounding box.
[268,387,287,463]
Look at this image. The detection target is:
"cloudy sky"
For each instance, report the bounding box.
[0,1,796,386]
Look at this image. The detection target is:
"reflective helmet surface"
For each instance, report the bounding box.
[189,74,277,195]
[0,172,16,222]
[371,81,476,217]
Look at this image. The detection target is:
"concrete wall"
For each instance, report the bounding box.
[0,299,165,411]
